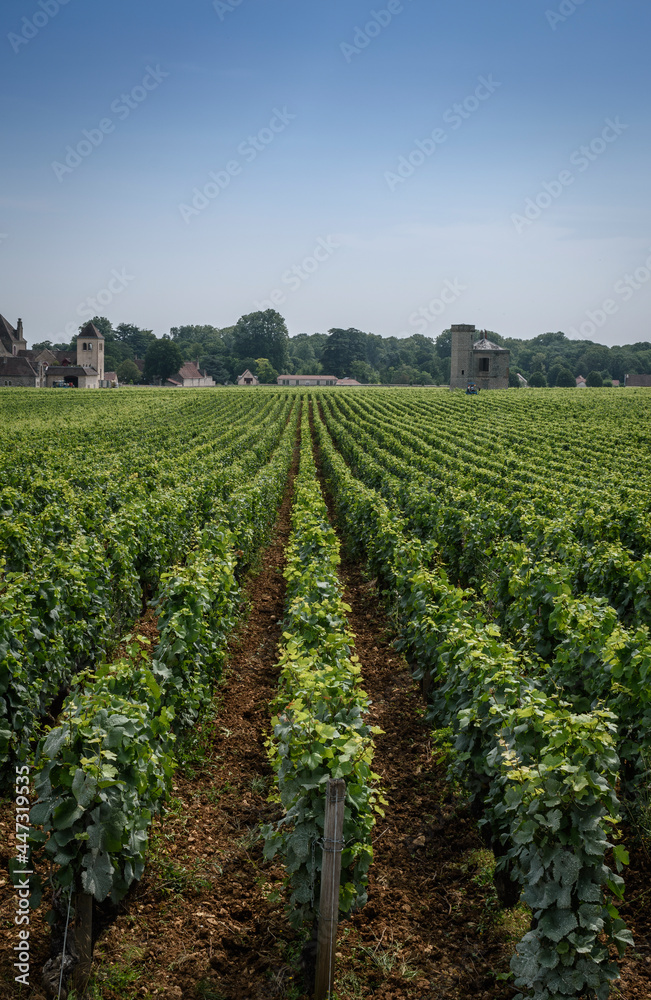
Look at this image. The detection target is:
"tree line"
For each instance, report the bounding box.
[33,313,651,385]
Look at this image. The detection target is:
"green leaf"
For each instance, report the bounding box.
[81,850,114,901]
[52,798,84,830]
[612,844,629,871]
[72,769,97,809]
[538,907,578,942]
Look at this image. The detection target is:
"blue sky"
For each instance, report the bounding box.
[1,0,649,346]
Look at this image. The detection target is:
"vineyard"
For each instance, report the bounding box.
[1,387,650,1000]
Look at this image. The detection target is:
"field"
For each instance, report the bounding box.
[1,387,651,1000]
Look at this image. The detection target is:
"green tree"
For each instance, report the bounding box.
[321,328,367,377]
[508,371,520,388]
[582,346,611,374]
[200,355,230,383]
[586,370,603,387]
[349,360,379,384]
[528,371,547,387]
[116,359,141,385]
[115,323,157,358]
[547,363,564,387]
[255,358,279,384]
[435,329,452,358]
[555,368,576,387]
[233,310,290,373]
[143,338,183,384]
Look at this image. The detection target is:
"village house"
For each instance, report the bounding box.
[165,362,215,388]
[449,324,510,390]
[625,374,651,387]
[237,369,259,386]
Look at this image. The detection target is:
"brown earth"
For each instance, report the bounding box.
[2,412,651,999]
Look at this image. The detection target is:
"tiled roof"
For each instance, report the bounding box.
[336,378,361,385]
[104,372,118,381]
[178,362,203,380]
[46,366,98,377]
[78,321,104,340]
[0,356,39,378]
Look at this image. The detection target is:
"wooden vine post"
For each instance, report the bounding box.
[72,890,93,994]
[315,779,346,1000]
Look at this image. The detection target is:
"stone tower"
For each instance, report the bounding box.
[449,324,510,390]
[77,322,105,380]
[450,324,476,389]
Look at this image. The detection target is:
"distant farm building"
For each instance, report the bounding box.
[166,362,215,388]
[625,374,651,387]
[238,369,259,386]
[336,377,362,386]
[449,325,510,390]
[576,376,587,388]
[277,374,338,386]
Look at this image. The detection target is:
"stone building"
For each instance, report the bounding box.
[0,315,48,386]
[44,322,104,388]
[0,355,43,387]
[0,314,27,358]
[625,374,651,387]
[237,369,259,386]
[449,324,510,390]
[165,362,216,388]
